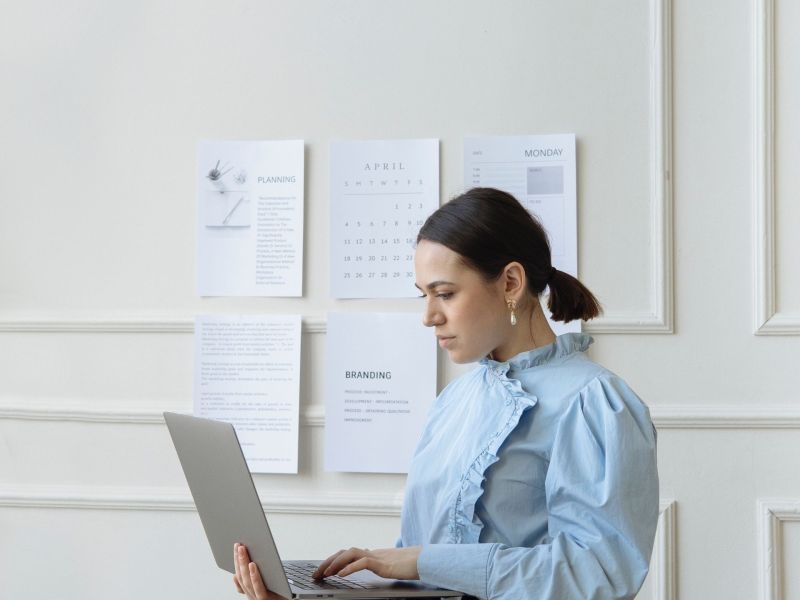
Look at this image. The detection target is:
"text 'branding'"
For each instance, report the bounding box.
[345,371,392,380]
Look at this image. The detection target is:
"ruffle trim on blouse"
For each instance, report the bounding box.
[480,332,594,373]
[448,334,593,545]
[448,369,537,544]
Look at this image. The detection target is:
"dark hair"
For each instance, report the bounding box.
[416,187,602,323]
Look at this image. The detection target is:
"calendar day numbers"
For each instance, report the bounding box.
[330,139,440,298]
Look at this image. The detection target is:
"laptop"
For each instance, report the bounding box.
[163,412,462,599]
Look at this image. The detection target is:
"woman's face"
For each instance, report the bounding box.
[414,240,509,364]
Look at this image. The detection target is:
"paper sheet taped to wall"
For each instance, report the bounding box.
[193,315,301,473]
[196,140,304,297]
[324,312,436,473]
[329,138,439,298]
[464,134,579,334]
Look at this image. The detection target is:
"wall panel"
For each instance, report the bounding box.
[2,1,800,599]
[753,0,800,333]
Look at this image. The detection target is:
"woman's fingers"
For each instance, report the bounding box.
[237,544,256,597]
[322,547,369,577]
[233,544,247,594]
[339,546,422,580]
[313,546,423,582]
[233,543,286,599]
[248,561,272,599]
[335,556,376,578]
[312,549,346,578]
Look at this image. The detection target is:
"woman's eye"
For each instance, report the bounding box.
[436,293,453,300]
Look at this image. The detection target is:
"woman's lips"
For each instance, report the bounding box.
[437,336,454,348]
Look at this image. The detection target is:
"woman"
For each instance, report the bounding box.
[234,187,659,599]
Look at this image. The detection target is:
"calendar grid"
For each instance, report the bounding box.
[330,139,439,298]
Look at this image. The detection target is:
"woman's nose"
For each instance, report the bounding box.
[422,302,443,328]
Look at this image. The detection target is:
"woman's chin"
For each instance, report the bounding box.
[446,348,482,365]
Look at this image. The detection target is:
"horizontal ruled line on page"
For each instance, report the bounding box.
[470,160,565,164]
[343,192,425,196]
[473,177,525,182]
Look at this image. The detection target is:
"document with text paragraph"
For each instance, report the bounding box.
[197,139,304,297]
[194,315,301,473]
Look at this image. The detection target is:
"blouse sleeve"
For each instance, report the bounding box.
[416,375,659,600]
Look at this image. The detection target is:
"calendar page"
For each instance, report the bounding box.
[330,139,439,298]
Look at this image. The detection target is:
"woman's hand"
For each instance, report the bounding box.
[312,546,422,581]
[233,543,288,600]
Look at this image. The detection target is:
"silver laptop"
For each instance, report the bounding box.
[163,412,461,599]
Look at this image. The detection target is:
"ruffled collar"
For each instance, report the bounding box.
[480,332,593,374]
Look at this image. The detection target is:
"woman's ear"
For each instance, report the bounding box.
[502,262,527,300]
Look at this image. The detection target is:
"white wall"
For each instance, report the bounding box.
[1,1,798,599]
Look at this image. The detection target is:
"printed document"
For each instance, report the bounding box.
[330,139,439,298]
[197,140,304,296]
[464,134,579,333]
[324,312,436,473]
[194,315,301,473]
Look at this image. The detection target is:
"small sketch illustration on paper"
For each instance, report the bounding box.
[222,196,246,225]
[206,159,233,182]
[202,158,251,228]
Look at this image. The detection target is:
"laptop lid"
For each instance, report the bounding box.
[164,411,461,599]
[163,411,293,599]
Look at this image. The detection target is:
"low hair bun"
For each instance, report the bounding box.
[546,268,602,323]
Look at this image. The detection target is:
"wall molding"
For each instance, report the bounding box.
[753,0,800,334]
[3,398,800,429]
[0,315,327,334]
[586,0,673,334]
[0,487,677,600]
[0,484,404,517]
[0,398,325,427]
[648,404,800,429]
[0,5,674,339]
[650,500,677,600]
[0,479,675,544]
[0,484,676,600]
[758,498,800,600]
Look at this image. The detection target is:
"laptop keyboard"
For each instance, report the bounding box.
[283,561,378,590]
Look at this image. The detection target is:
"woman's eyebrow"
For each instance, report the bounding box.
[415,280,455,291]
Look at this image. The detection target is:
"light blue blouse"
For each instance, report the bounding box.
[399,333,659,600]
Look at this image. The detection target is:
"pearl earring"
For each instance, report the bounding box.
[507,299,517,326]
